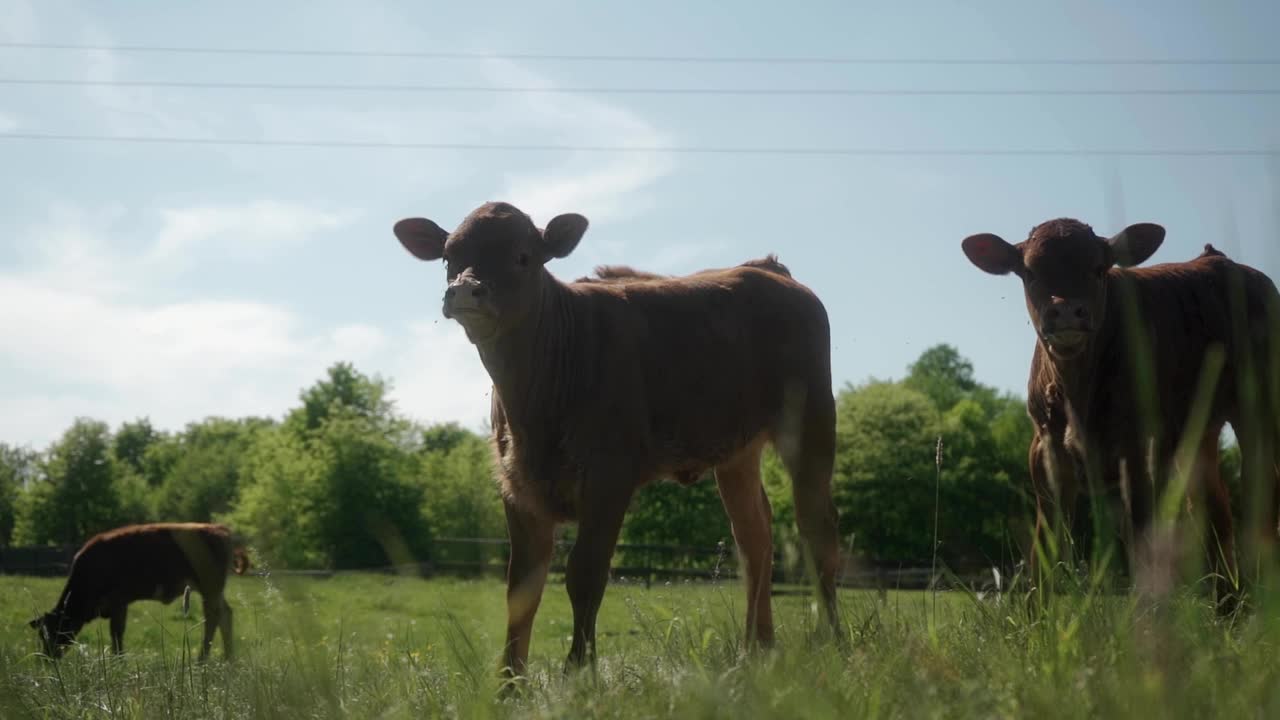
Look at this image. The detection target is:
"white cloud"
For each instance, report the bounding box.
[386,320,494,430]
[0,203,363,446]
[0,111,17,133]
[0,7,675,447]
[0,1,222,139]
[0,0,37,43]
[0,277,300,388]
[0,203,499,447]
[79,31,218,138]
[484,59,676,224]
[329,324,389,366]
[151,201,359,267]
[645,240,732,274]
[501,155,672,229]
[13,204,135,296]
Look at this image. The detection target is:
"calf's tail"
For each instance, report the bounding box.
[740,254,792,278]
[233,546,251,575]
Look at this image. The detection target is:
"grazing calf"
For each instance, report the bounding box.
[962,219,1280,609]
[394,202,842,680]
[29,522,250,659]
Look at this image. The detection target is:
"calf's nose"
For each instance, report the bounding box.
[443,277,487,305]
[1045,297,1090,329]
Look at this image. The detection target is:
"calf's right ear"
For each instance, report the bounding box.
[393,218,449,261]
[961,233,1022,276]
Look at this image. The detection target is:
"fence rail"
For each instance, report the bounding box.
[0,538,1001,592]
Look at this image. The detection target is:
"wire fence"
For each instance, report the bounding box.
[4,41,1279,66]
[0,538,1000,593]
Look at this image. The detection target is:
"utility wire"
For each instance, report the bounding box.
[2,41,1278,66]
[4,78,1279,96]
[1,132,1275,157]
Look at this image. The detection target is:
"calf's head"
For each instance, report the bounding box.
[961,218,1165,358]
[394,201,588,344]
[29,609,77,658]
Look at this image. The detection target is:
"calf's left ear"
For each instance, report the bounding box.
[539,213,589,261]
[1107,223,1165,267]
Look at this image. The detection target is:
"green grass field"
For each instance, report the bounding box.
[2,572,1279,719]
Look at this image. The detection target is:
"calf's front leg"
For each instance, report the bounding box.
[564,472,636,673]
[500,498,554,686]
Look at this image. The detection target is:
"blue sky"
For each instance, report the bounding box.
[1,0,1277,448]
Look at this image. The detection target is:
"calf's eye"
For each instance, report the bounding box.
[517,253,529,267]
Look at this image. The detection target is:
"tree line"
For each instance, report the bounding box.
[0,345,1245,573]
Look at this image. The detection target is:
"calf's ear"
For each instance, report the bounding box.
[1107,223,1164,267]
[539,213,589,261]
[961,233,1022,276]
[393,218,449,261]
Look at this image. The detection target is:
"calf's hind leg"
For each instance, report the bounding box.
[109,605,127,654]
[199,593,225,661]
[219,600,234,659]
[776,390,842,638]
[1195,431,1240,614]
[714,440,775,649]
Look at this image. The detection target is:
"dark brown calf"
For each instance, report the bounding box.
[394,202,841,681]
[962,218,1280,609]
[29,522,250,659]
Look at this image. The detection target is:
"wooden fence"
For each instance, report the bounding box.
[0,544,78,577]
[0,538,1001,592]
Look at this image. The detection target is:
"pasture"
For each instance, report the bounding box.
[3,572,1280,719]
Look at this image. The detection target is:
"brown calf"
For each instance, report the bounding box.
[29,522,250,659]
[962,218,1280,609]
[394,201,842,680]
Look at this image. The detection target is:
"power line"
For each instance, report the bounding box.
[5,78,1280,96]
[1,132,1275,157]
[2,41,1278,66]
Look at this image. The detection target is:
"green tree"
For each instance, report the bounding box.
[223,427,327,569]
[417,426,500,538]
[620,476,734,568]
[614,449,804,573]
[416,426,503,565]
[833,380,941,563]
[113,418,161,476]
[904,345,978,411]
[421,422,476,455]
[0,444,39,547]
[14,419,122,546]
[287,362,395,435]
[228,366,432,570]
[935,399,1019,566]
[905,343,1005,416]
[314,413,433,569]
[839,345,1035,568]
[154,418,270,523]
